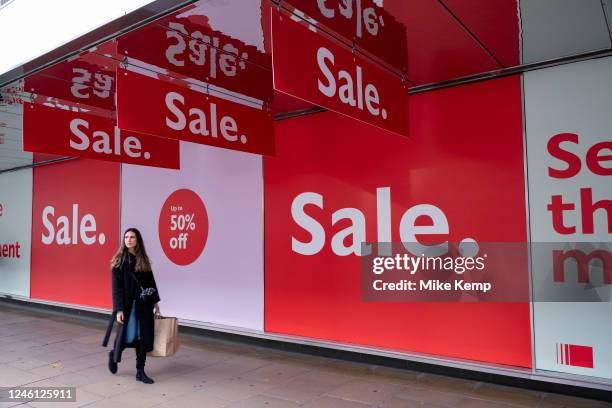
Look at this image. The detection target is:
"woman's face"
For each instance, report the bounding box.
[124,231,138,250]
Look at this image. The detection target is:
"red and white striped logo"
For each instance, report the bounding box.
[556,343,594,368]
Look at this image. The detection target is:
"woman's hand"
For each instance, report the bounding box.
[153,303,161,317]
[116,311,124,324]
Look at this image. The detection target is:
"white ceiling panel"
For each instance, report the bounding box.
[605,0,612,32]
[521,0,612,64]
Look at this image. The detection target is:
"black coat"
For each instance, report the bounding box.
[102,253,160,362]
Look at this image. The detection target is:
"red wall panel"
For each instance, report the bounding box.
[31,159,120,308]
[264,75,531,367]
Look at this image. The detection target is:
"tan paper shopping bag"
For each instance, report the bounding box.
[148,316,180,357]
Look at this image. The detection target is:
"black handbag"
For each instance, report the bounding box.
[131,271,159,304]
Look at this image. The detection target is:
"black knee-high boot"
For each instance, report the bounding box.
[108,350,117,374]
[135,344,154,384]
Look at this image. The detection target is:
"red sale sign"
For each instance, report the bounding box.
[271,8,408,137]
[31,159,120,308]
[265,76,531,367]
[116,67,274,156]
[23,103,180,169]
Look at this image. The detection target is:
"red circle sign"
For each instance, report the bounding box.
[158,189,208,266]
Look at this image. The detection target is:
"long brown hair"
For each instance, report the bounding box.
[110,228,152,272]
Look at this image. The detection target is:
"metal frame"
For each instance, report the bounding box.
[2,0,612,392]
[409,47,612,94]
[520,72,539,381]
[600,0,612,44]
[0,157,74,175]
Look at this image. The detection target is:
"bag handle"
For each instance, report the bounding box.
[125,254,145,291]
[130,270,145,291]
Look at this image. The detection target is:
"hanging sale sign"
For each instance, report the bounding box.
[116,67,274,156]
[283,0,408,72]
[23,103,180,169]
[117,11,273,102]
[271,8,408,138]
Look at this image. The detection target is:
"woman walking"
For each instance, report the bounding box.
[105,228,161,384]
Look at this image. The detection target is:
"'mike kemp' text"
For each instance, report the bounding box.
[373,279,492,293]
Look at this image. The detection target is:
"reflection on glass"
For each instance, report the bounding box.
[117,1,273,103]
[24,43,118,115]
[284,0,408,74]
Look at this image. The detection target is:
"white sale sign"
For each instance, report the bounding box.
[0,168,33,297]
[525,56,612,379]
[121,141,263,330]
